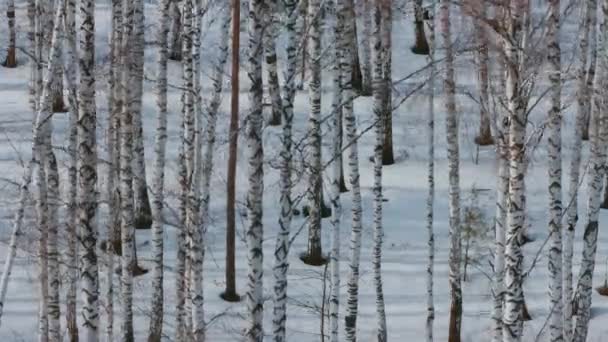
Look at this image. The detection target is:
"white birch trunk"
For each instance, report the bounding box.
[340,0,365,338]
[78,0,100,339]
[272,0,297,340]
[303,0,325,265]
[441,1,462,340]
[328,0,342,340]
[246,0,265,339]
[573,1,608,340]
[371,1,387,339]
[426,4,436,341]
[148,0,172,340]
[547,0,563,340]
[564,2,596,340]
[503,1,527,340]
[119,0,136,338]
[63,0,79,340]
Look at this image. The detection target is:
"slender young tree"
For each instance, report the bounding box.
[174,0,193,335]
[547,0,564,340]
[302,0,327,266]
[563,3,593,340]
[104,0,124,338]
[0,3,63,330]
[147,0,172,340]
[79,0,100,339]
[503,0,528,340]
[64,0,79,340]
[119,0,137,338]
[328,0,343,340]
[3,0,17,67]
[573,2,608,340]
[491,56,509,342]
[272,0,298,339]
[132,0,153,231]
[189,1,206,340]
[340,0,365,337]
[245,0,265,339]
[35,4,68,340]
[425,4,436,341]
[371,0,388,339]
[222,0,241,302]
[440,1,462,341]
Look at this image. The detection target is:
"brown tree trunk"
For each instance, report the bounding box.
[411,0,430,55]
[3,3,17,68]
[221,0,241,302]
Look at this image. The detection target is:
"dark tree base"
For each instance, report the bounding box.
[299,252,328,267]
[101,239,123,256]
[220,290,242,302]
[114,264,149,277]
[134,213,153,230]
[268,116,281,126]
[474,134,495,146]
[169,54,182,62]
[411,45,430,56]
[2,56,17,68]
[522,302,532,321]
[601,201,608,209]
[52,95,68,113]
[596,285,608,297]
[135,189,153,229]
[519,234,534,246]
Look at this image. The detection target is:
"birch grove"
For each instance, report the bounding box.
[1,0,607,341]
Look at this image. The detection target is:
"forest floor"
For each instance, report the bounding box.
[1,2,608,341]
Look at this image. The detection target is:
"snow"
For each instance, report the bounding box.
[1,1,608,341]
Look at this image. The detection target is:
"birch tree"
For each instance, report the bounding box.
[119,0,137,337]
[565,1,596,340]
[441,1,462,341]
[372,0,387,339]
[245,0,265,340]
[503,0,528,340]
[64,0,79,339]
[132,0,153,231]
[340,0,365,337]
[271,0,297,338]
[546,0,563,340]
[426,4,436,341]
[328,0,343,340]
[147,0,172,340]
[2,0,17,67]
[78,0,100,339]
[302,0,327,266]
[573,1,608,339]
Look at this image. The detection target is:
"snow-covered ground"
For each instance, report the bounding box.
[1,2,608,341]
